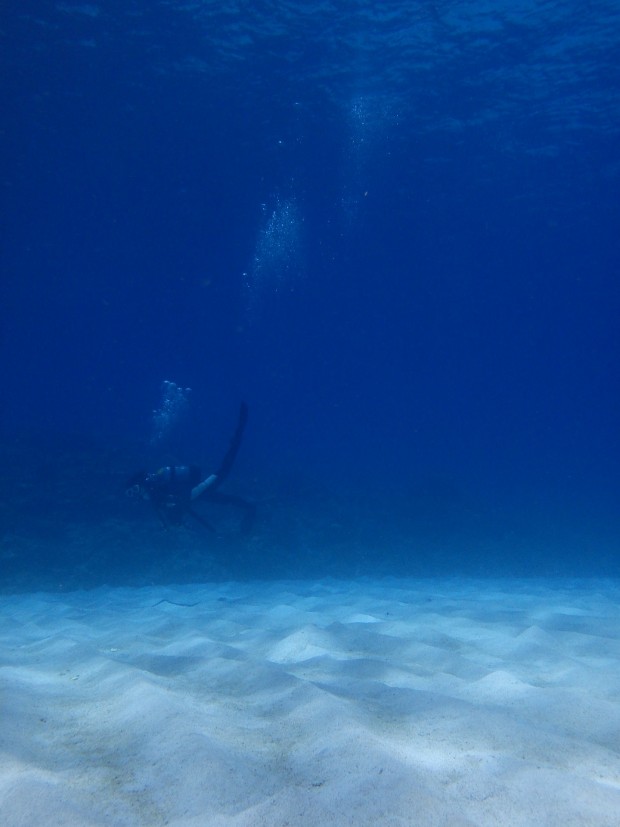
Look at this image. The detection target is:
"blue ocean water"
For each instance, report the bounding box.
[1,1,618,589]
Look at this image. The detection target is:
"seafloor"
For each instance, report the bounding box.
[1,577,619,826]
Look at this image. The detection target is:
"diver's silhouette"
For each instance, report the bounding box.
[127,402,254,533]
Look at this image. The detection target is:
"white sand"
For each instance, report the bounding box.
[1,577,620,826]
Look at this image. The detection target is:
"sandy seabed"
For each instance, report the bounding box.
[1,576,619,826]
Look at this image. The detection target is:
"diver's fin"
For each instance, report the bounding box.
[213,402,248,487]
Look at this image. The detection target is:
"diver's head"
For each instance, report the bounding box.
[125,471,148,500]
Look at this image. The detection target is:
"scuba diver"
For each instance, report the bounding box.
[126,402,255,533]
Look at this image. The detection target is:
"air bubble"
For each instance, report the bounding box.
[150,380,191,445]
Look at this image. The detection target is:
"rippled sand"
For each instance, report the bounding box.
[1,577,619,826]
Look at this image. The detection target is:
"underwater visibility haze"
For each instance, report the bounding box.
[3,5,620,827]
[0,0,619,586]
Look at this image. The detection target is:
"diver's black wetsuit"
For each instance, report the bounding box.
[138,402,255,532]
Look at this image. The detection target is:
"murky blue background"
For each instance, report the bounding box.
[1,1,618,588]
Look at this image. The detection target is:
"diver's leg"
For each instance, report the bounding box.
[154,504,172,530]
[187,508,216,532]
[191,403,248,502]
[207,490,256,533]
[191,474,217,499]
